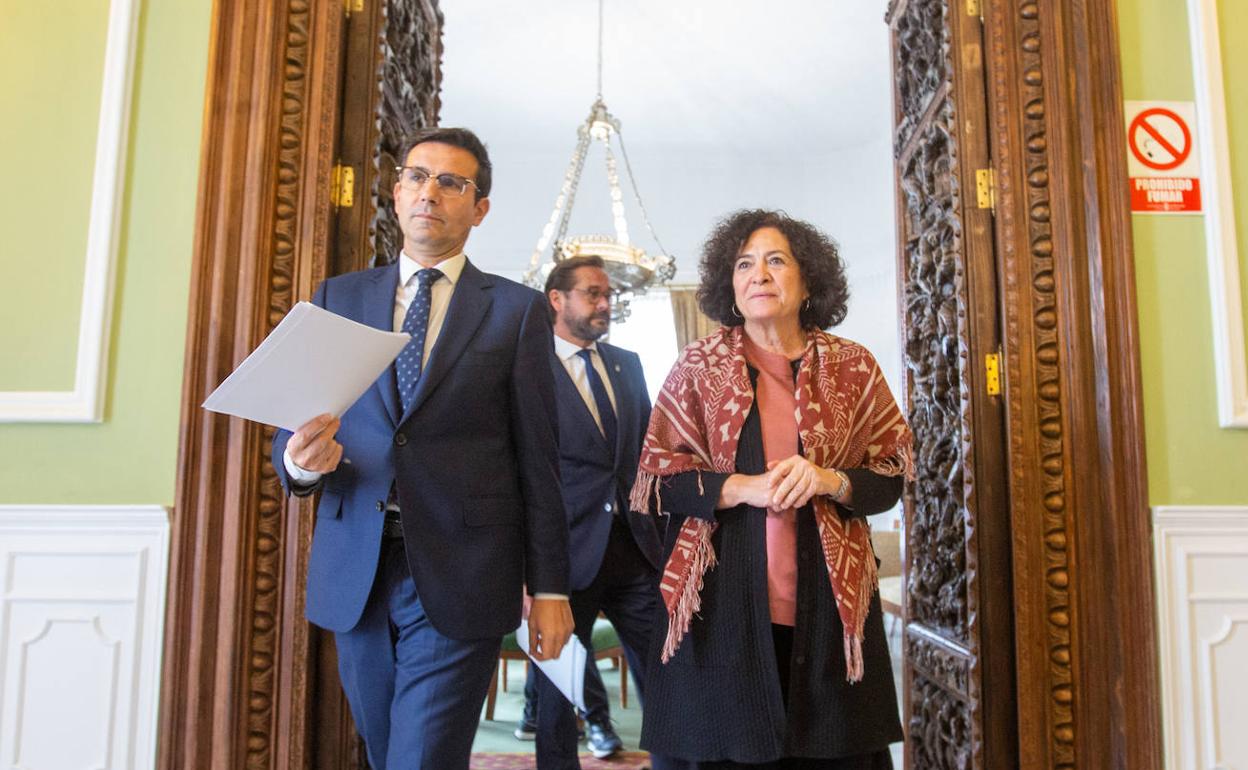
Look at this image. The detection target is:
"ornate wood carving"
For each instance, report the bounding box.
[981,0,1162,767]
[980,4,1074,765]
[373,0,443,266]
[898,96,968,641]
[334,0,444,274]
[890,0,1013,767]
[161,1,441,768]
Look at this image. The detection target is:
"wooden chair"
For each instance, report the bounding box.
[871,529,903,639]
[483,616,628,721]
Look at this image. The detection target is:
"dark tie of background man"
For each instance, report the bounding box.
[396,267,442,411]
[577,348,617,457]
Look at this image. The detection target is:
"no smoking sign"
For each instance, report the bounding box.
[1125,100,1202,213]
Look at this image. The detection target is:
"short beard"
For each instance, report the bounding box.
[567,311,609,342]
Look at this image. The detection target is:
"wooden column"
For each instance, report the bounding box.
[983,0,1162,766]
[158,1,343,767]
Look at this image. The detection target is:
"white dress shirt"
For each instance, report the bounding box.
[283,251,466,484]
[553,334,617,437]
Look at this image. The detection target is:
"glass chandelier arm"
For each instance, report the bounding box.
[528,129,592,279]
[616,130,671,259]
[603,141,630,246]
[554,127,592,249]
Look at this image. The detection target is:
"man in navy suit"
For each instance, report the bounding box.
[535,256,669,769]
[271,127,573,770]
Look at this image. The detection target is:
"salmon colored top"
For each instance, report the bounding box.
[743,336,800,627]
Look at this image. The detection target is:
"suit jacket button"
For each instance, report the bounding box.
[394,433,407,446]
[376,501,385,511]
[604,502,613,512]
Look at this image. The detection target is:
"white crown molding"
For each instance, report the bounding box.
[1187,0,1248,428]
[0,0,139,423]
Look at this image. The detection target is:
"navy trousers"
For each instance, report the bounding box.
[335,538,501,770]
[535,516,676,770]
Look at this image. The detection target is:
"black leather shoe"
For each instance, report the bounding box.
[586,720,623,759]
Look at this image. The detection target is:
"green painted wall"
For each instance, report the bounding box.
[0,0,110,390]
[0,0,210,505]
[1118,0,1248,504]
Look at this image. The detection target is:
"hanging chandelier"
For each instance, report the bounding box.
[522,0,675,321]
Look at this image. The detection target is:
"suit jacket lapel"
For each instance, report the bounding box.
[364,263,402,426]
[598,345,631,463]
[400,259,493,424]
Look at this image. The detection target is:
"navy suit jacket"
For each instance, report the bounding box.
[550,341,663,591]
[272,259,569,640]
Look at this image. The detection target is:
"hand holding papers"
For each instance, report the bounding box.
[515,620,589,712]
[202,301,410,431]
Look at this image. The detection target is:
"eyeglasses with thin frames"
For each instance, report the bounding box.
[565,287,616,304]
[394,166,480,197]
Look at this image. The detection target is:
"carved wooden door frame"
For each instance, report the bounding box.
[160,1,1161,768]
[890,0,1162,768]
[156,1,441,768]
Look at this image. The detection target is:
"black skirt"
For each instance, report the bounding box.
[675,625,894,770]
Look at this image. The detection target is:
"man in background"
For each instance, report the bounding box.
[536,255,669,768]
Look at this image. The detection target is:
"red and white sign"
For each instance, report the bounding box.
[1125,100,1202,213]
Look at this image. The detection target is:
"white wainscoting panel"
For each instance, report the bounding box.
[0,0,139,422]
[1154,506,1248,770]
[0,506,169,770]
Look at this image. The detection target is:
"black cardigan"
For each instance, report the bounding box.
[638,385,904,764]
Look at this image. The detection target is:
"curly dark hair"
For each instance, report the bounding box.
[696,209,849,329]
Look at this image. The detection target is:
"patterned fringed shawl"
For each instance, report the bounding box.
[629,326,914,681]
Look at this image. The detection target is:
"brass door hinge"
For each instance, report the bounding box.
[967,0,981,18]
[984,351,1002,396]
[344,0,363,17]
[976,167,995,211]
[331,164,355,208]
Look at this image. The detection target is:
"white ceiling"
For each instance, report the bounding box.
[439,0,894,153]
[436,0,899,291]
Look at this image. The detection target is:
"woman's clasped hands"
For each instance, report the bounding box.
[720,455,849,511]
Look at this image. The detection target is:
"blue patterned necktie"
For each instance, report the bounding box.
[577,348,618,457]
[396,267,442,412]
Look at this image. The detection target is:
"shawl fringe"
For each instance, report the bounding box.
[659,518,718,663]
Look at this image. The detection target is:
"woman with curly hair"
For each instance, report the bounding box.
[632,210,913,769]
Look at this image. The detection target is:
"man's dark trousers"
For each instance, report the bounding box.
[535,341,674,770]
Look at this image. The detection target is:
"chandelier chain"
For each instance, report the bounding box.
[554,130,592,247]
[596,0,605,99]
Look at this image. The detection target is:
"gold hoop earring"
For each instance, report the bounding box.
[731,304,742,319]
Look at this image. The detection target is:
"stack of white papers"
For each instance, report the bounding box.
[202,302,410,431]
[515,620,589,712]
